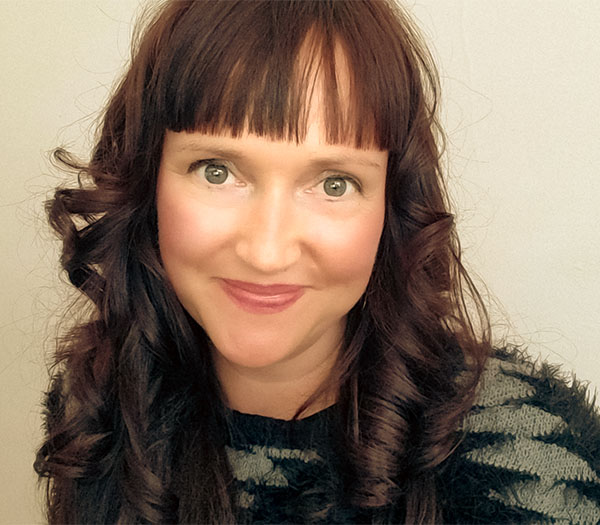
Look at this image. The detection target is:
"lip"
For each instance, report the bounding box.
[219,278,305,314]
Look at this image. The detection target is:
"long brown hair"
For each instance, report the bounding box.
[35,1,490,523]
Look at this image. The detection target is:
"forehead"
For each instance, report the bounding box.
[298,36,368,145]
[163,128,387,168]
[154,1,422,152]
[186,33,377,150]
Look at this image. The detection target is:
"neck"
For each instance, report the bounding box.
[212,338,340,421]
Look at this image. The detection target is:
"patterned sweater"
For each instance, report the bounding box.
[226,348,600,523]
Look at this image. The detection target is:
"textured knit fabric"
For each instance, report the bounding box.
[440,348,600,524]
[226,348,600,524]
[226,405,350,523]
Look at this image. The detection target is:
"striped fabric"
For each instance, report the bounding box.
[226,348,600,523]
[451,350,600,524]
[226,445,325,511]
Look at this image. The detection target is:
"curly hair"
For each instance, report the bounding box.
[35,1,491,523]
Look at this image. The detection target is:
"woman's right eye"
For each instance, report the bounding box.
[188,160,231,185]
[202,162,229,184]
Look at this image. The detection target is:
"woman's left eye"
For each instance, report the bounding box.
[320,176,358,198]
[323,177,347,196]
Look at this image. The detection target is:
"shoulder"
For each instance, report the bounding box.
[440,346,600,524]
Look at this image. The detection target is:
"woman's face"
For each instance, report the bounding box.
[156,118,387,376]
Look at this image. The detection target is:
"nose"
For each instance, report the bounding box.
[235,189,302,274]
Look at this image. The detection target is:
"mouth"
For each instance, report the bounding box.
[219,278,305,314]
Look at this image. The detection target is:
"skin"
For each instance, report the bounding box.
[156,45,388,417]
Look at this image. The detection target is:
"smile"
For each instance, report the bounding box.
[219,278,305,314]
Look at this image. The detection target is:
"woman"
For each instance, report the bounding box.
[35,1,600,523]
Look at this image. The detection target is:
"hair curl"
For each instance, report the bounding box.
[35,1,490,523]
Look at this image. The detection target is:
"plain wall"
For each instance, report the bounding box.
[1,1,598,522]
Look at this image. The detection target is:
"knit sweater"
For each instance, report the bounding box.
[225,348,600,523]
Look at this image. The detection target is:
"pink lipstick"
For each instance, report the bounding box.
[219,278,304,314]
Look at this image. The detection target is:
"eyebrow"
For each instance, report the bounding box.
[175,141,384,170]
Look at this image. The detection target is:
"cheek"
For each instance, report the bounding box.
[311,205,385,286]
[156,182,233,271]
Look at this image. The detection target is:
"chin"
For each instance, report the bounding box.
[211,337,296,370]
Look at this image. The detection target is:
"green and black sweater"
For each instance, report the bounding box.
[226,348,600,523]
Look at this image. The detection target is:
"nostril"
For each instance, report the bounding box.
[235,236,301,274]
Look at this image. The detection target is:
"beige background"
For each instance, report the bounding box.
[1,1,599,522]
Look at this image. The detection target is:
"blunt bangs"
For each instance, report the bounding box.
[148,0,432,151]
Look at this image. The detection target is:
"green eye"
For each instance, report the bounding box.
[323,177,347,197]
[204,163,229,184]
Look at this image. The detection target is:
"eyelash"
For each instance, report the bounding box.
[188,159,233,176]
[333,175,362,192]
[187,159,362,195]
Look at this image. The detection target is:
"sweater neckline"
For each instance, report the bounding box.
[226,404,339,450]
